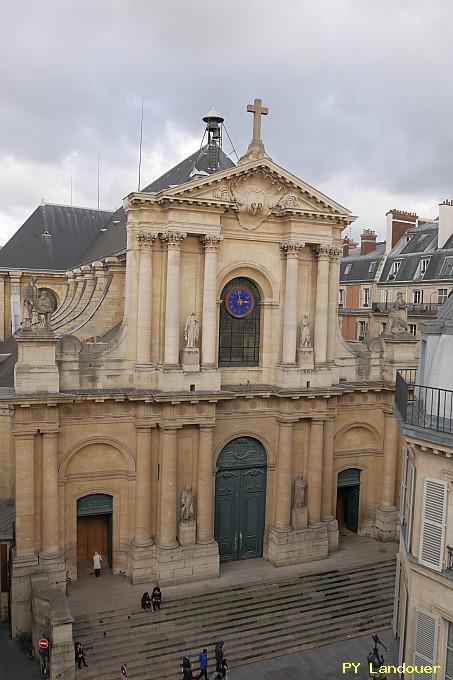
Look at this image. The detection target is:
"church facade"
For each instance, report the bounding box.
[0,102,414,636]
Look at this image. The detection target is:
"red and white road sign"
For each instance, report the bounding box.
[38,638,49,650]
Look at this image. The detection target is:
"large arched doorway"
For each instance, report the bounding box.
[336,469,361,532]
[219,277,261,367]
[214,437,267,562]
[77,494,113,568]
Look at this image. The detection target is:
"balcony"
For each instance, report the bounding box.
[395,371,453,436]
[372,302,440,315]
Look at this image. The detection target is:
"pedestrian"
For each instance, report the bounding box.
[220,658,229,678]
[120,662,128,678]
[151,585,162,611]
[93,551,102,577]
[181,651,193,680]
[74,641,88,668]
[141,591,151,610]
[196,648,208,679]
[214,640,224,673]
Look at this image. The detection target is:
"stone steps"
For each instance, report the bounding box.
[72,559,395,680]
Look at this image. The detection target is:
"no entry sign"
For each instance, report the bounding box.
[39,638,49,650]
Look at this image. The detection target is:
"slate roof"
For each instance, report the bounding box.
[340,242,385,283]
[0,204,114,271]
[78,206,127,265]
[142,145,235,193]
[0,498,14,540]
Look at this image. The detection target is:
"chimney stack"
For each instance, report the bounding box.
[342,236,358,257]
[438,199,453,249]
[385,209,417,253]
[360,229,377,256]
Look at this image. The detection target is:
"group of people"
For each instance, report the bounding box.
[140,586,162,612]
[181,641,229,679]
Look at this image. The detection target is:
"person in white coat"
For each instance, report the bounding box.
[93,551,102,577]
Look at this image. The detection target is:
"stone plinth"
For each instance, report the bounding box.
[291,507,308,530]
[324,517,339,552]
[155,541,219,585]
[298,347,314,370]
[181,347,200,373]
[129,541,156,584]
[10,552,39,636]
[374,505,398,542]
[178,521,196,546]
[15,332,60,394]
[381,335,418,382]
[266,525,328,567]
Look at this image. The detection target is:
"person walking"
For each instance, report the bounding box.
[220,658,229,678]
[92,551,102,577]
[74,641,88,668]
[120,662,128,678]
[151,585,162,611]
[196,648,208,679]
[181,651,193,680]
[214,640,224,673]
[141,591,151,610]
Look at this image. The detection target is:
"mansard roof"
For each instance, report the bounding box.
[0,203,114,271]
[339,242,385,283]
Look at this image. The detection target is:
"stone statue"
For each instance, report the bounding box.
[387,292,409,335]
[180,484,195,523]
[299,313,312,349]
[294,474,306,509]
[22,276,38,327]
[184,312,199,349]
[21,277,54,331]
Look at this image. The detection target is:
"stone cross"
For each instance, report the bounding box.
[247,98,269,143]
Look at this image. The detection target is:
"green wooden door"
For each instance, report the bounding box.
[346,485,360,532]
[215,437,267,562]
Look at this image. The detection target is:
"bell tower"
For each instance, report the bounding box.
[202,109,224,171]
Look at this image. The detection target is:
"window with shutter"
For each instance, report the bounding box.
[419,478,448,572]
[400,447,408,523]
[414,608,438,680]
[398,585,407,665]
[407,464,415,551]
[446,622,453,680]
[392,554,401,637]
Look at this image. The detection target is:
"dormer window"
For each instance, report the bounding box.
[344,264,352,275]
[441,257,453,277]
[41,230,51,237]
[368,261,377,273]
[405,235,412,244]
[388,260,401,279]
[416,258,430,279]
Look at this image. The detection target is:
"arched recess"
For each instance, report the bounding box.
[59,435,135,480]
[217,262,277,303]
[219,277,261,367]
[215,437,267,562]
[38,287,59,312]
[334,423,382,453]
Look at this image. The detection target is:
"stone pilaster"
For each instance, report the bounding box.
[157,426,179,548]
[200,235,223,369]
[308,418,324,526]
[273,420,295,531]
[321,418,339,552]
[131,423,156,583]
[313,246,330,365]
[375,411,399,541]
[9,272,22,334]
[136,232,157,364]
[327,246,341,362]
[123,226,141,360]
[280,242,304,365]
[197,425,215,544]
[40,431,60,556]
[14,431,36,558]
[161,232,187,367]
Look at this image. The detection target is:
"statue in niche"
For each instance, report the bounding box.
[23,276,38,327]
[21,277,54,331]
[294,474,306,508]
[184,312,199,349]
[180,484,195,523]
[299,313,312,349]
[387,292,409,335]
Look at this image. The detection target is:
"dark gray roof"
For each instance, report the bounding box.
[0,204,114,271]
[0,498,14,540]
[79,207,127,264]
[142,145,235,193]
[340,243,385,283]
[398,224,437,255]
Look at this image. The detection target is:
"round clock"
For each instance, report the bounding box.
[225,285,255,318]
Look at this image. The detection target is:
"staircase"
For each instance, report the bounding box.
[72,559,395,679]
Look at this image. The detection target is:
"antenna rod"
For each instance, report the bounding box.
[97,153,100,210]
[138,99,144,191]
[70,168,73,206]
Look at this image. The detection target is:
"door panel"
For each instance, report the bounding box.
[215,471,240,561]
[346,486,359,532]
[77,515,109,562]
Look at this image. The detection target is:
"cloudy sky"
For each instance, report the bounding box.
[1,0,453,244]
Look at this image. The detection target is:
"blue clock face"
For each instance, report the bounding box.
[225,285,255,318]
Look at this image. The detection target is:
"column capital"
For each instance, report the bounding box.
[200,234,223,251]
[199,423,216,432]
[160,231,187,250]
[312,244,331,260]
[280,241,304,258]
[137,231,158,249]
[136,421,157,432]
[329,246,342,261]
[40,428,59,437]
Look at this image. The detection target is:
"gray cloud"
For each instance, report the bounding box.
[1,0,452,243]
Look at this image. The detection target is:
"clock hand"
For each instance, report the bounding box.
[237,291,243,305]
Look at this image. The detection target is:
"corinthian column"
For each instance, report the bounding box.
[161,232,187,366]
[41,430,60,556]
[274,420,294,531]
[321,419,335,520]
[308,419,324,526]
[134,425,153,545]
[136,232,157,364]
[14,432,36,557]
[313,246,330,365]
[158,426,179,548]
[197,425,215,543]
[327,246,342,362]
[280,241,304,364]
[200,235,223,368]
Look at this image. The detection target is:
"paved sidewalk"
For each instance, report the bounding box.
[231,628,398,680]
[0,623,40,680]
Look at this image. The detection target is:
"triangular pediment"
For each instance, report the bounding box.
[158,156,352,220]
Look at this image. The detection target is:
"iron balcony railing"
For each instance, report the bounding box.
[395,371,453,436]
[372,301,440,315]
